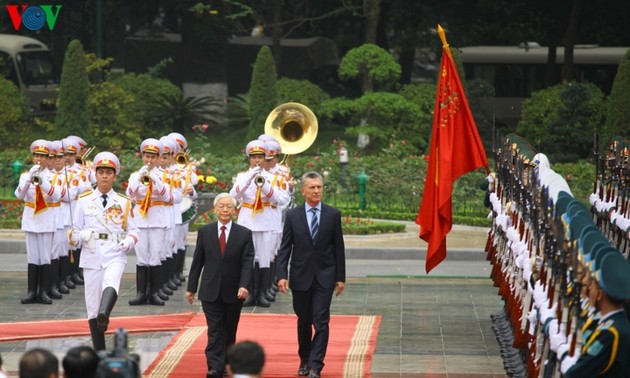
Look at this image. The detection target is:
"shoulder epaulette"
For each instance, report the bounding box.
[78,191,92,198]
[117,193,131,201]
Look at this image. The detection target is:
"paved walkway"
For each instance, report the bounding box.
[0,223,508,377]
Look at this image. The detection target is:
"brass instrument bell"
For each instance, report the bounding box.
[264,102,318,155]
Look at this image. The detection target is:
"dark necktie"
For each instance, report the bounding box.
[310,208,319,240]
[219,225,226,254]
[101,194,108,208]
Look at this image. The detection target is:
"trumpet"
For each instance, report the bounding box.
[140,164,153,185]
[254,172,266,187]
[30,165,45,186]
[175,149,190,167]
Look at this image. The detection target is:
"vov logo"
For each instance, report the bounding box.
[6,5,63,31]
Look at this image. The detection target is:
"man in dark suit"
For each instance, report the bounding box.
[277,171,346,378]
[186,193,255,378]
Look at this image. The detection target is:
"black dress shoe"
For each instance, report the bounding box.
[207,370,221,378]
[298,364,310,376]
[308,368,321,378]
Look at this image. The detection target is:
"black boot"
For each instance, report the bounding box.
[129,266,149,306]
[168,257,182,287]
[176,249,186,282]
[156,263,172,298]
[164,258,178,291]
[242,263,256,307]
[64,253,76,289]
[148,266,165,306]
[265,262,276,302]
[37,264,53,304]
[97,287,118,332]
[58,256,70,294]
[71,249,84,285]
[21,264,39,304]
[88,318,106,351]
[256,266,271,307]
[48,259,63,299]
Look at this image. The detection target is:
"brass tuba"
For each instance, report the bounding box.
[264,102,318,157]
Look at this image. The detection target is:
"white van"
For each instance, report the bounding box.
[0,34,58,115]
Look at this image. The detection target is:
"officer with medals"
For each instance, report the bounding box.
[230,140,290,307]
[69,152,138,351]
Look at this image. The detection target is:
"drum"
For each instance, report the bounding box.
[180,197,198,224]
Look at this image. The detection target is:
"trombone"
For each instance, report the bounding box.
[175,149,191,167]
[76,146,95,165]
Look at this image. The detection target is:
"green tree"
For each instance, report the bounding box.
[338,43,401,93]
[276,78,330,113]
[517,81,604,161]
[55,39,90,140]
[602,48,630,148]
[0,77,31,148]
[111,72,181,136]
[248,46,277,141]
[89,81,142,153]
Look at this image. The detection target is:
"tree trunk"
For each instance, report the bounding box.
[272,0,282,69]
[364,0,381,44]
[563,0,584,82]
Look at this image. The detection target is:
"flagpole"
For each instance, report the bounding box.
[437,24,451,58]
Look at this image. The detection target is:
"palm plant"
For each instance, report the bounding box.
[142,92,223,136]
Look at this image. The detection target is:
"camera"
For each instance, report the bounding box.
[97,328,141,378]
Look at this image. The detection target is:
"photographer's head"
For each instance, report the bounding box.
[227,341,265,377]
[62,346,99,378]
[19,348,59,378]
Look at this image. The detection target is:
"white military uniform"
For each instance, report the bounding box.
[15,167,63,264]
[230,167,290,267]
[127,167,172,266]
[72,189,138,319]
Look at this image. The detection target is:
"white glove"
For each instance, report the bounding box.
[138,165,149,176]
[549,325,567,352]
[29,165,41,174]
[117,237,135,253]
[527,308,538,324]
[539,300,557,325]
[560,352,580,374]
[79,230,94,242]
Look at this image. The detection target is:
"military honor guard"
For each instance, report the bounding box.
[169,132,198,283]
[158,136,184,293]
[62,137,93,289]
[69,152,138,350]
[48,140,68,299]
[230,140,290,307]
[127,138,173,306]
[15,140,64,305]
[259,136,292,303]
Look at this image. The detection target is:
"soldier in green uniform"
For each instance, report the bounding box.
[560,251,630,377]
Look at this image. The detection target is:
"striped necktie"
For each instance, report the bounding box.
[309,208,319,240]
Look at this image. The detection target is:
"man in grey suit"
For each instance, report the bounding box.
[186,193,255,378]
[277,171,346,378]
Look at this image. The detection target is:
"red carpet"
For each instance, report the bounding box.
[0,313,380,377]
[144,313,381,378]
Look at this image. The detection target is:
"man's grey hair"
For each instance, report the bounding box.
[213,192,237,207]
[300,171,323,188]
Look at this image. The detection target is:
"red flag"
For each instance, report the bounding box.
[416,25,489,273]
